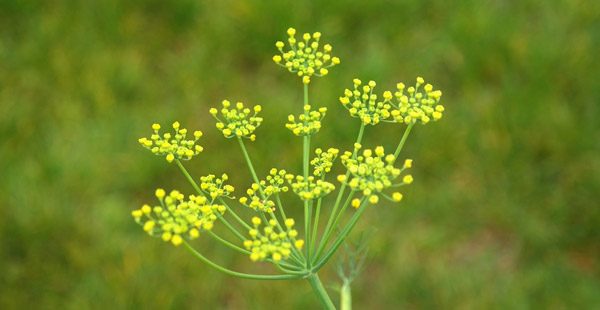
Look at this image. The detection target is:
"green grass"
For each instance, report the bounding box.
[1,0,599,309]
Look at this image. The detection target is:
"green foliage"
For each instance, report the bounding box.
[1,0,599,309]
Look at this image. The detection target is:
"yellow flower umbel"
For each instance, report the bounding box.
[273,27,340,84]
[310,147,340,177]
[244,217,303,262]
[390,77,444,125]
[340,146,412,204]
[285,173,336,201]
[138,122,204,163]
[286,105,327,136]
[199,174,235,200]
[239,169,289,213]
[210,100,263,140]
[339,79,393,125]
[131,189,226,246]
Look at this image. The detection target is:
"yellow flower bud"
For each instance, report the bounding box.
[131,210,143,218]
[285,219,295,228]
[287,27,296,36]
[143,221,155,231]
[171,234,183,246]
[351,198,361,208]
[403,175,413,184]
[152,123,160,131]
[369,195,379,204]
[252,217,261,226]
[155,189,166,199]
[295,240,304,249]
[404,159,413,168]
[392,192,403,201]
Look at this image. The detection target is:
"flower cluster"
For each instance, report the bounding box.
[131,189,226,246]
[339,79,393,125]
[311,147,339,176]
[273,27,340,84]
[263,168,289,194]
[285,174,336,201]
[210,100,263,140]
[285,105,327,136]
[138,122,204,163]
[390,77,444,125]
[239,183,276,213]
[199,174,235,200]
[339,146,412,204]
[244,217,304,262]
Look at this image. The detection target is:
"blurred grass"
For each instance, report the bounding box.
[1,0,599,309]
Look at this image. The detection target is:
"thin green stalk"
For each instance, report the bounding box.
[340,280,352,310]
[237,137,261,186]
[183,241,302,280]
[316,123,365,258]
[276,194,306,263]
[207,230,249,254]
[175,159,203,195]
[307,273,336,310]
[314,200,368,271]
[215,213,245,241]
[273,262,308,276]
[305,199,312,268]
[314,190,356,261]
[302,82,314,268]
[393,122,415,162]
[217,198,252,231]
[311,196,323,260]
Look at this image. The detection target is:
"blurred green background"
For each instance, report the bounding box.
[1,0,599,309]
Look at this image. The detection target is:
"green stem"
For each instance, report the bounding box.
[311,196,323,260]
[237,137,261,186]
[316,123,365,258]
[182,241,302,280]
[276,194,306,263]
[302,82,313,268]
[307,273,336,310]
[314,200,368,271]
[215,213,245,241]
[175,159,202,195]
[217,198,252,230]
[314,190,356,261]
[340,280,352,310]
[393,122,415,162]
[305,199,312,268]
